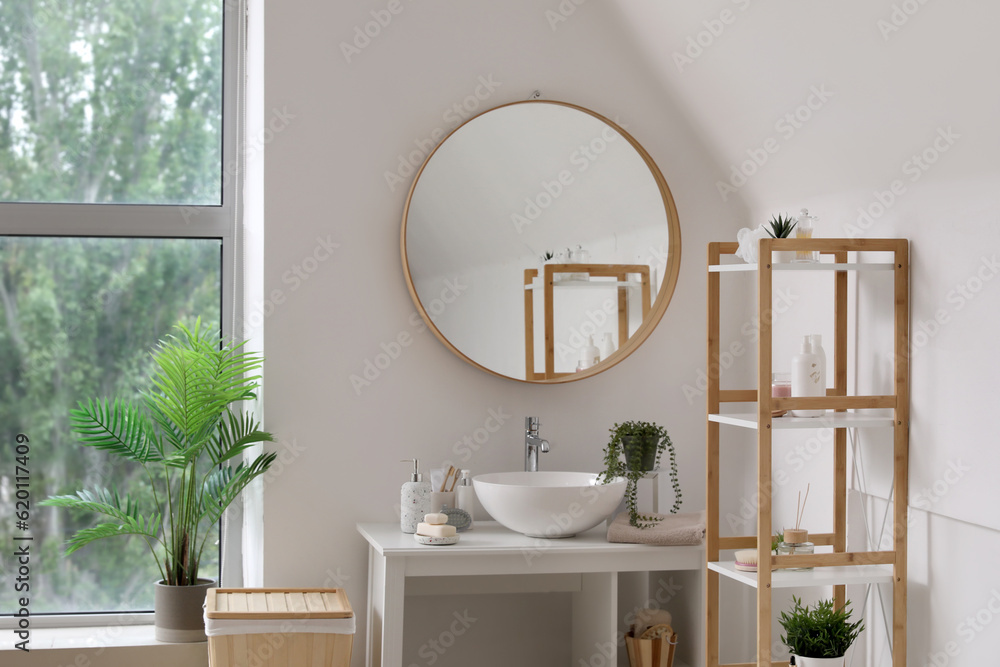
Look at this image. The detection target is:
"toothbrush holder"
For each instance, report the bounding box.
[430,491,456,513]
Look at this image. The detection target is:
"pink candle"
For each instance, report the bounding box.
[772,372,792,398]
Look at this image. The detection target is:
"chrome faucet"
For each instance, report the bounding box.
[524,416,550,472]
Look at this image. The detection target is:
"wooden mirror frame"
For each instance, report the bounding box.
[401,100,681,384]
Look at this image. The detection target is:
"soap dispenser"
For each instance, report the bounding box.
[400,459,431,534]
[456,469,475,530]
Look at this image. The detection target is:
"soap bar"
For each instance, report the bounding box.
[423,513,448,525]
[416,522,457,537]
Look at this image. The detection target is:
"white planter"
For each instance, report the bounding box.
[794,655,845,667]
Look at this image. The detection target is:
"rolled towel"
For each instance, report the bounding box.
[607,510,705,546]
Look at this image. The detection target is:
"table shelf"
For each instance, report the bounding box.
[707,560,894,589]
[709,412,894,430]
[709,261,895,273]
[524,278,643,290]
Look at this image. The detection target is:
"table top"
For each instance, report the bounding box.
[357,521,703,564]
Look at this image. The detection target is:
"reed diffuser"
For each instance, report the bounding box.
[778,484,815,571]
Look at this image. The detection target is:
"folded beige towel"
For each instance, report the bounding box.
[607,510,705,546]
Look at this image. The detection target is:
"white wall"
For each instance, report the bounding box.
[263,3,748,667]
[264,2,1000,665]
[608,0,999,663]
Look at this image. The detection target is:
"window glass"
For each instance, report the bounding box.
[0,236,222,613]
[0,0,223,205]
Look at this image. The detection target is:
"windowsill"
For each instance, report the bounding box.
[3,625,209,665]
[9,624,157,650]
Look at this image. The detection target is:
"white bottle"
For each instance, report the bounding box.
[456,469,475,530]
[577,335,600,371]
[791,335,825,417]
[598,333,615,361]
[809,334,827,396]
[400,459,431,534]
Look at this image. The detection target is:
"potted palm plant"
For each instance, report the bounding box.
[597,421,682,528]
[778,596,864,666]
[41,320,276,642]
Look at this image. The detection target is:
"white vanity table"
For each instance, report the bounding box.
[357,521,703,667]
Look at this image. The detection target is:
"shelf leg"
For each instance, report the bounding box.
[892,240,910,667]
[834,251,849,611]
[706,243,722,667]
[757,240,774,667]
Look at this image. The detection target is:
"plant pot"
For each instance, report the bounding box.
[154,578,216,643]
[621,436,657,472]
[793,655,845,666]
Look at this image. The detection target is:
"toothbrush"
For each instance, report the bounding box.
[440,465,456,492]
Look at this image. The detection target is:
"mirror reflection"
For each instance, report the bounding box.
[402,101,680,383]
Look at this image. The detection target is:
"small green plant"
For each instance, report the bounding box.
[765,213,798,238]
[779,596,864,659]
[540,250,555,262]
[597,421,682,528]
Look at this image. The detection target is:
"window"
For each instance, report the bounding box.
[0,0,224,205]
[0,0,243,620]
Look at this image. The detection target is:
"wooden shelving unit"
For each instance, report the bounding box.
[705,238,909,667]
[523,263,650,380]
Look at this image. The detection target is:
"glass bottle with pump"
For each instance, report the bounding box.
[793,208,818,262]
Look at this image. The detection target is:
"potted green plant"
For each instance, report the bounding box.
[778,596,864,666]
[41,320,276,642]
[597,421,682,528]
[766,213,798,263]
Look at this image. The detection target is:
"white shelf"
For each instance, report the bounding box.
[709,262,895,273]
[525,278,642,290]
[708,560,894,588]
[709,412,894,430]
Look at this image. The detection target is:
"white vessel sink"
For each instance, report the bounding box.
[473,471,626,538]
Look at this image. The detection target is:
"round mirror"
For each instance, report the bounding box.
[402,100,680,383]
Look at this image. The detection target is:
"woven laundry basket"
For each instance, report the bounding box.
[205,588,354,667]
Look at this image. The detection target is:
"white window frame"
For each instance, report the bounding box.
[0,0,248,628]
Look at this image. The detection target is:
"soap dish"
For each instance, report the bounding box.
[414,534,459,546]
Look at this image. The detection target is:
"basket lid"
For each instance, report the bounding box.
[205,588,353,620]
